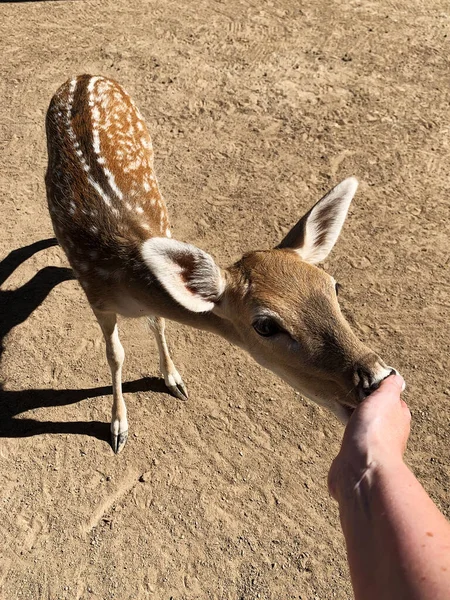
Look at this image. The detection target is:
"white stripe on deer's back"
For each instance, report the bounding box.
[87,75,100,94]
[61,76,113,212]
[88,176,111,206]
[104,167,124,201]
[89,76,124,202]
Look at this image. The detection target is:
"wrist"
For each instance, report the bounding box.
[332,454,406,506]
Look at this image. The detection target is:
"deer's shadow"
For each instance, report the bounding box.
[0,238,167,445]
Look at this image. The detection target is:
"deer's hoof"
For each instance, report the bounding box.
[111,430,128,454]
[167,381,189,401]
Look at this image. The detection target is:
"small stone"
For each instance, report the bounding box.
[139,472,151,482]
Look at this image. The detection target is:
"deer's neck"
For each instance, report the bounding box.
[126,273,244,348]
[172,308,243,348]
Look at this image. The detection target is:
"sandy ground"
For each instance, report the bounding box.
[0,0,449,598]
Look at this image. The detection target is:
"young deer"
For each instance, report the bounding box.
[46,75,400,453]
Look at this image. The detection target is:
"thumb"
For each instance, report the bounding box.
[368,373,405,401]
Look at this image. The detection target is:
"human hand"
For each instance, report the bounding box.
[328,374,410,502]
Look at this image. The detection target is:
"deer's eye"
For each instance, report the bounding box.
[252,317,283,337]
[335,282,342,296]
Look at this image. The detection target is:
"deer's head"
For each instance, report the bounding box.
[142,178,398,421]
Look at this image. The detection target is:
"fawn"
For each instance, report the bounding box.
[45,75,399,453]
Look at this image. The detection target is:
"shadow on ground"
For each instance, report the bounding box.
[0,376,167,442]
[0,238,167,445]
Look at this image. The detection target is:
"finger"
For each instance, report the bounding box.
[381,373,405,392]
[367,374,405,403]
[354,374,405,418]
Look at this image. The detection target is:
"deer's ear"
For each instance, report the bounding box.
[277,178,358,264]
[141,238,225,313]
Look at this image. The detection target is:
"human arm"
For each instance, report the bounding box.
[328,375,450,600]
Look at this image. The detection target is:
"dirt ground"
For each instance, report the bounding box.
[0,0,449,598]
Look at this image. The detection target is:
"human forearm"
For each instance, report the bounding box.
[337,458,450,600]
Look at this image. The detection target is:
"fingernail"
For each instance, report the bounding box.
[392,373,406,390]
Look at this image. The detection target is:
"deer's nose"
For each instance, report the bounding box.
[356,367,396,399]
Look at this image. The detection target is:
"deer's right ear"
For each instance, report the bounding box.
[141,238,225,313]
[277,177,358,264]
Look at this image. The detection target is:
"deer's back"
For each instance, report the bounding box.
[46,74,171,247]
[45,75,171,309]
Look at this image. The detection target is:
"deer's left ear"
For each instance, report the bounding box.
[141,237,225,313]
[277,177,358,264]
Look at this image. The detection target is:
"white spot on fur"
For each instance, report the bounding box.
[92,128,101,155]
[92,106,100,122]
[88,76,100,94]
[136,206,144,214]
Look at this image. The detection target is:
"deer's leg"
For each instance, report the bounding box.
[93,309,128,453]
[147,316,188,401]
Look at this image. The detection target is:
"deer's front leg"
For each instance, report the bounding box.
[147,316,188,401]
[94,309,128,453]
